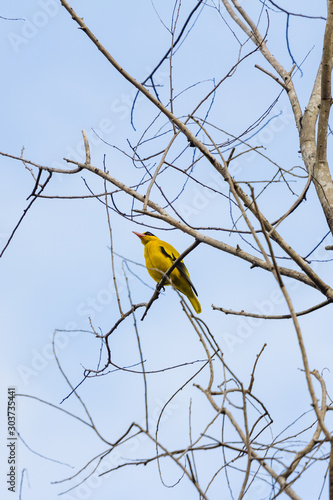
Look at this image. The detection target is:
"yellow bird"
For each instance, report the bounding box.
[133,231,201,314]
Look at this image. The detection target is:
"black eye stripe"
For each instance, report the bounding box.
[144,231,155,236]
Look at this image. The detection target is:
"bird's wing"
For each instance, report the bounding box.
[159,245,198,297]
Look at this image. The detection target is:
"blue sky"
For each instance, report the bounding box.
[1,1,332,499]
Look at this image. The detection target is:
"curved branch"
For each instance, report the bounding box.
[0,170,52,258]
[56,1,333,297]
[212,299,332,320]
[314,0,333,233]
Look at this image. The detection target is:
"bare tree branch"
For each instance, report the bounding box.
[212,298,332,319]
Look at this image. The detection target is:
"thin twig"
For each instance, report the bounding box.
[122,262,149,431]
[0,171,52,258]
[212,299,332,319]
[255,63,287,88]
[248,344,267,393]
[143,132,179,211]
[103,157,123,316]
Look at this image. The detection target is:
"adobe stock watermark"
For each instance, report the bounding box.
[221,285,287,353]
[246,448,300,498]
[7,0,59,53]
[16,265,137,386]
[220,245,330,353]
[57,397,178,500]
[176,106,295,221]
[52,66,169,180]
[52,90,145,175]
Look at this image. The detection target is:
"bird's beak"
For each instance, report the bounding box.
[132,231,144,239]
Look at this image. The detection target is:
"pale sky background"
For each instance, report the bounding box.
[1,1,333,499]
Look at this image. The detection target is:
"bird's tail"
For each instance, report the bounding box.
[189,294,202,314]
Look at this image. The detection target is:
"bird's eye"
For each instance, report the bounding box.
[144,231,155,236]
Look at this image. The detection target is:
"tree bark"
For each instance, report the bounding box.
[314,0,333,234]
